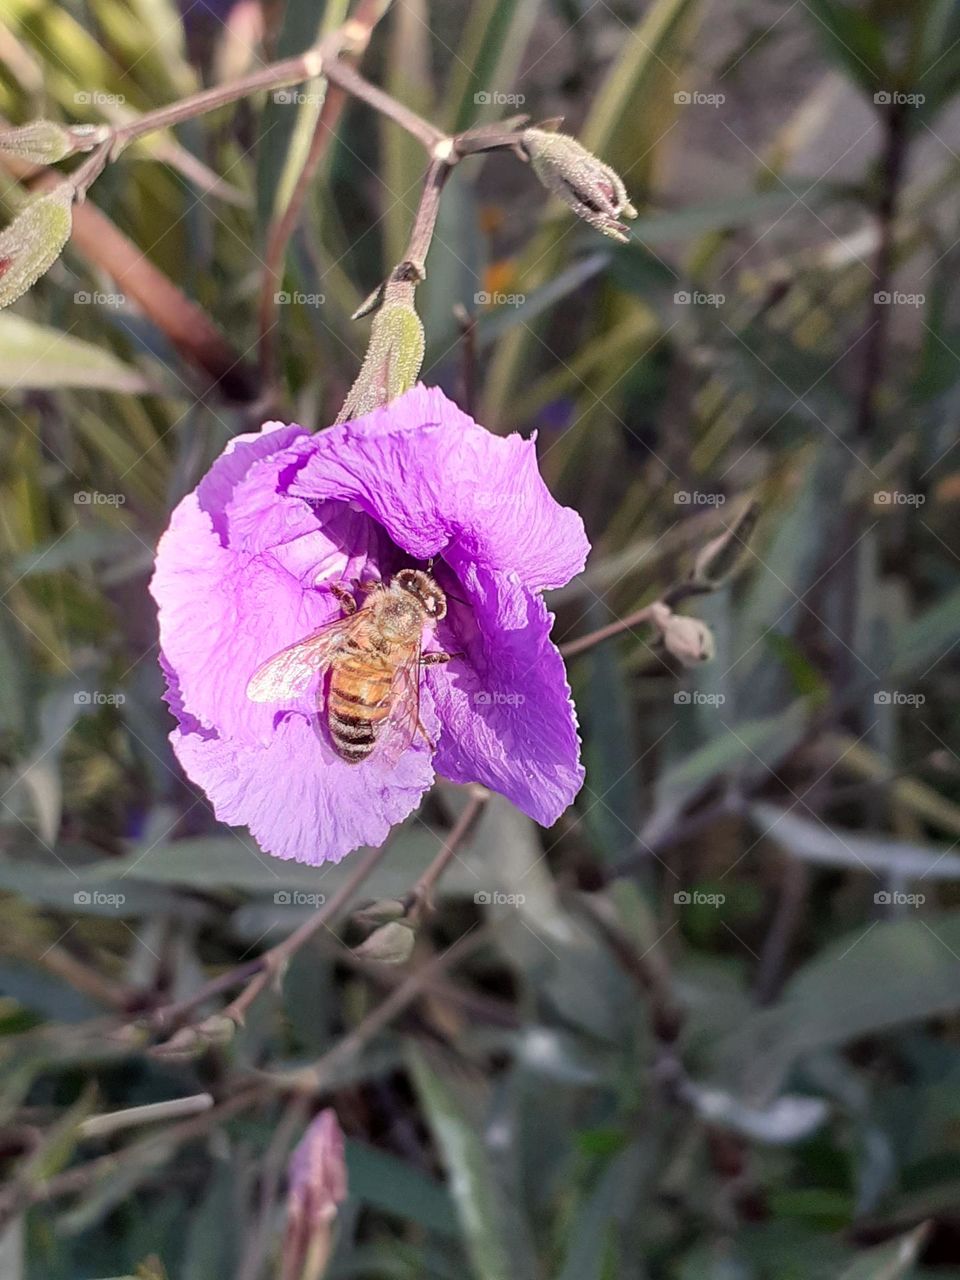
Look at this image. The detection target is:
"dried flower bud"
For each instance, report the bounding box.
[521,128,638,242]
[353,919,416,965]
[650,603,715,667]
[282,1109,347,1280]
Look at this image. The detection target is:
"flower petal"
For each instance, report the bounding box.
[290,385,589,591]
[428,561,583,827]
[171,690,438,865]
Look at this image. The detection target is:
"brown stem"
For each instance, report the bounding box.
[147,835,397,1037]
[560,601,660,659]
[403,789,488,925]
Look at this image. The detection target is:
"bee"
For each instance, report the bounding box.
[246,569,456,765]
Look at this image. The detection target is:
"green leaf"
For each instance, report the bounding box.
[838,1223,929,1280]
[0,313,148,392]
[716,911,960,1101]
[752,804,960,880]
[345,1141,457,1235]
[802,0,889,92]
[407,1045,515,1280]
[0,185,73,310]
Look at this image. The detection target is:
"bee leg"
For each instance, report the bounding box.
[329,584,357,615]
[416,717,436,751]
[420,651,463,665]
[353,577,385,596]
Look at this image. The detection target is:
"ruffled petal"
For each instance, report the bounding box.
[428,561,583,827]
[290,385,589,591]
[172,701,436,864]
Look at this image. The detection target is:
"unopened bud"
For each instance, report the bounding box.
[353,920,416,965]
[352,898,406,928]
[650,603,715,666]
[282,1109,347,1280]
[521,129,637,242]
[0,121,107,165]
[336,281,424,423]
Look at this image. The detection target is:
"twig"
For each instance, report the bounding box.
[559,601,660,658]
[146,835,398,1039]
[261,925,490,1094]
[402,789,488,924]
[79,1093,214,1140]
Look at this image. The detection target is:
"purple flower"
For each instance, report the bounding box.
[150,386,588,864]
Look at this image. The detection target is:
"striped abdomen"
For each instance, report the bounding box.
[327,652,394,763]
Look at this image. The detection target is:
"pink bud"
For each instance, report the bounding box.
[282,1109,347,1280]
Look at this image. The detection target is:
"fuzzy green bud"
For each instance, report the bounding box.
[521,128,638,242]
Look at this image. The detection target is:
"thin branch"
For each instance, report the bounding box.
[403,789,488,925]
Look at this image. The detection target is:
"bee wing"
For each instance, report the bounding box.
[376,640,424,767]
[246,615,356,703]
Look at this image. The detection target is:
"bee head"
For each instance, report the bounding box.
[394,568,447,621]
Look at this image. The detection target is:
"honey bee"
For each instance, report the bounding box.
[246,569,455,765]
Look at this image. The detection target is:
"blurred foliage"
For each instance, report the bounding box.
[1,0,960,1276]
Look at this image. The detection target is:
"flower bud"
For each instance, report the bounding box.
[336,281,424,423]
[0,120,107,165]
[650,603,715,666]
[521,128,637,242]
[353,919,416,965]
[282,1109,347,1280]
[0,184,73,310]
